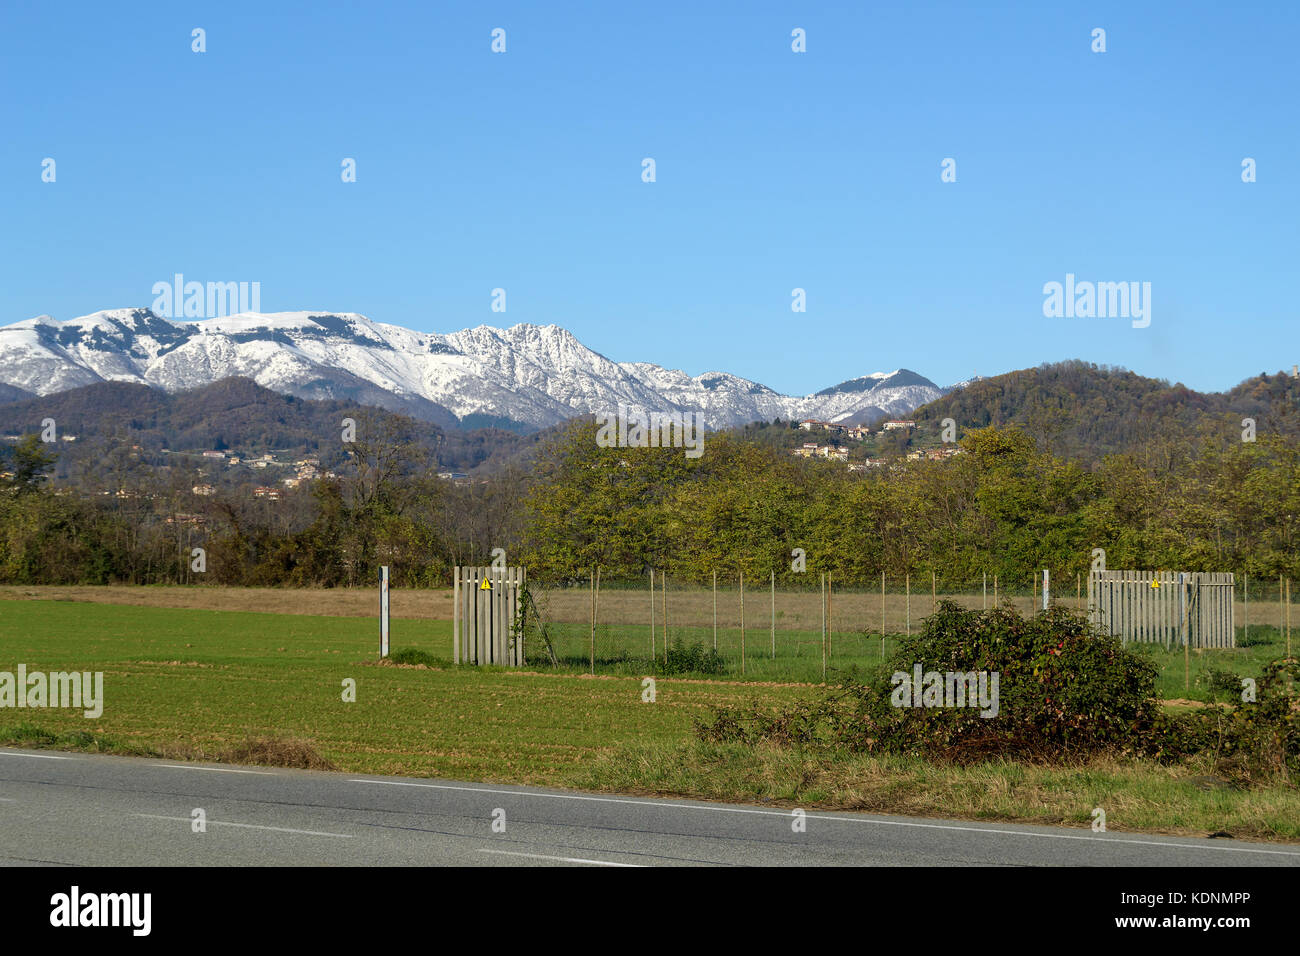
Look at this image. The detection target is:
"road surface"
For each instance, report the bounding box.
[1,748,1296,866]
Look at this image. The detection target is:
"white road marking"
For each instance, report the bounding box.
[478,849,642,867]
[350,779,1300,858]
[134,814,352,838]
[157,764,274,775]
[0,751,74,760]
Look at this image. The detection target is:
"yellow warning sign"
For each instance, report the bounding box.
[480,578,492,591]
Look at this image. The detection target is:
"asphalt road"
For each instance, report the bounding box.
[1,748,1296,866]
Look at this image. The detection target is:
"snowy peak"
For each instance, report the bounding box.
[0,310,945,430]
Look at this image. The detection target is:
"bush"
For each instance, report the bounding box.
[696,602,1300,785]
[1141,658,1300,784]
[663,638,726,676]
[697,602,1159,760]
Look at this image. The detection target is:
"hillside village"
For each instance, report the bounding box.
[788,418,963,468]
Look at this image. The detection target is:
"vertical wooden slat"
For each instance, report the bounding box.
[475,567,483,664]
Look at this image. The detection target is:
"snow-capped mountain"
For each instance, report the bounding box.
[0,309,948,430]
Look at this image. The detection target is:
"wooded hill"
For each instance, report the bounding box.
[909,360,1300,462]
[0,377,528,475]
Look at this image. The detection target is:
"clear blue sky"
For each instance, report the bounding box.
[2,1,1295,395]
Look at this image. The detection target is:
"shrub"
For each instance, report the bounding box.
[663,638,726,675]
[697,602,1159,760]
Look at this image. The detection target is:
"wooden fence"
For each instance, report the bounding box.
[453,565,525,665]
[1087,570,1235,648]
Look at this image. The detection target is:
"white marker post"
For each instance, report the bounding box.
[379,565,390,658]
[1042,569,1050,612]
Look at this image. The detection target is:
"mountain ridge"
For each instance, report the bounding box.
[0,309,946,431]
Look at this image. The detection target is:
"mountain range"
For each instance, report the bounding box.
[0,309,948,432]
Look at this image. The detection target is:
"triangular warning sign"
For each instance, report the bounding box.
[480,578,492,591]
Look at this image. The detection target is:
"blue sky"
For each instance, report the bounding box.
[2,1,1295,395]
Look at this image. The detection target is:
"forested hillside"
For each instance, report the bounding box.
[911,360,1300,461]
[0,377,527,476]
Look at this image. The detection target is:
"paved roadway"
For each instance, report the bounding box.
[1,748,1297,866]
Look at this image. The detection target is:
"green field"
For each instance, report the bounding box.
[2,598,1298,841]
[0,599,814,781]
[522,619,1293,704]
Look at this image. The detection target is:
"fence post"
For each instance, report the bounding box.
[589,568,597,675]
[982,571,987,611]
[740,571,745,677]
[1243,573,1248,645]
[770,569,775,659]
[713,569,718,651]
[1181,572,1190,690]
[932,570,936,615]
[649,568,655,666]
[881,571,886,658]
[662,570,668,666]
[905,572,911,637]
[453,565,460,665]
[379,565,390,659]
[1042,569,1050,612]
[821,572,827,682]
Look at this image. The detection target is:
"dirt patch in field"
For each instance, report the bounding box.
[0,585,454,619]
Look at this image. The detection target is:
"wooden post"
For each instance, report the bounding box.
[713,569,718,651]
[770,569,776,659]
[820,572,827,681]
[905,572,911,637]
[827,574,832,661]
[931,570,936,614]
[662,570,668,666]
[589,569,596,674]
[453,566,460,665]
[1288,578,1292,658]
[982,571,987,611]
[994,573,998,607]
[1076,572,1080,611]
[881,571,886,658]
[1182,572,1190,691]
[740,571,745,676]
[649,568,655,665]
[1243,573,1248,646]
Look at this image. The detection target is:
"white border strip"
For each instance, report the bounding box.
[478,849,642,867]
[349,778,1300,858]
[158,764,275,775]
[0,751,74,760]
[134,814,351,838]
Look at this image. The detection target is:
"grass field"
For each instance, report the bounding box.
[3,596,1298,841]
[1,584,1291,698]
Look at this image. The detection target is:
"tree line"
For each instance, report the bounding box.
[1,414,1297,589]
